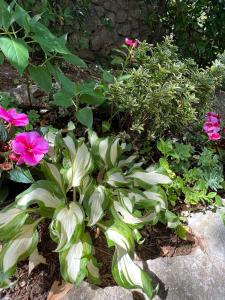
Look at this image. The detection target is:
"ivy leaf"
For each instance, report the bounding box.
[9,166,34,184]
[0,37,29,74]
[75,107,93,128]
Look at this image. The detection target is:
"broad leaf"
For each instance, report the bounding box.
[62,53,87,68]
[75,107,93,128]
[0,205,28,240]
[16,180,63,210]
[0,38,29,74]
[9,166,34,184]
[83,185,107,226]
[106,168,128,187]
[50,202,84,252]
[53,90,73,108]
[41,161,64,193]
[59,233,92,285]
[0,220,39,283]
[29,65,52,93]
[112,248,155,300]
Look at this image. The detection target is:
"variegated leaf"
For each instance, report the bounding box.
[41,161,64,192]
[59,232,92,285]
[0,220,40,284]
[106,168,128,187]
[16,180,63,211]
[83,185,107,226]
[50,202,84,252]
[112,247,155,300]
[127,167,171,187]
[0,205,28,241]
[87,258,100,284]
[105,222,135,253]
[113,201,156,226]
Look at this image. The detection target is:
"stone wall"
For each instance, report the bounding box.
[68,0,154,59]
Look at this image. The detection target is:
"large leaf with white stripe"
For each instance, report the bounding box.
[105,168,128,187]
[83,185,108,226]
[104,221,135,253]
[41,161,64,193]
[0,205,28,241]
[50,202,84,252]
[0,220,40,285]
[127,167,171,188]
[112,201,156,226]
[16,180,63,212]
[63,136,93,189]
[59,232,92,285]
[89,131,121,170]
[112,247,155,300]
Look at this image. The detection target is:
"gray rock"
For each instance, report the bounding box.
[63,282,133,300]
[145,211,225,300]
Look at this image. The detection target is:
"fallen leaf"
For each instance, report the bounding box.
[28,248,46,274]
[160,245,176,257]
[47,281,74,300]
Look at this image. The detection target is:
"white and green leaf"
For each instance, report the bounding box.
[106,168,128,187]
[112,247,155,300]
[83,185,107,226]
[59,232,92,285]
[0,220,40,281]
[16,180,63,211]
[50,202,84,252]
[0,205,28,241]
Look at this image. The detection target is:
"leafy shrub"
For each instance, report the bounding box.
[107,39,223,139]
[157,139,224,206]
[0,128,176,298]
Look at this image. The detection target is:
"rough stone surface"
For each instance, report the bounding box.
[68,0,154,58]
[63,282,133,300]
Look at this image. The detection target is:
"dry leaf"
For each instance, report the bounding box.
[47,281,74,300]
[28,248,46,274]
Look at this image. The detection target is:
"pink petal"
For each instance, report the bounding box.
[208,132,221,141]
[0,106,11,122]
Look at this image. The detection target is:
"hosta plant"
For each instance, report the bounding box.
[0,129,173,299]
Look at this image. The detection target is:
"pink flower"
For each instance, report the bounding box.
[12,132,49,166]
[203,122,220,133]
[207,112,221,123]
[124,38,139,48]
[0,107,29,127]
[208,132,221,141]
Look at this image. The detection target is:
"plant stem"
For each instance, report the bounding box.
[73,187,76,202]
[25,71,32,107]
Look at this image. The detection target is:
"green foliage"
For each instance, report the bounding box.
[0,1,106,127]
[107,39,223,139]
[157,139,224,205]
[0,128,176,298]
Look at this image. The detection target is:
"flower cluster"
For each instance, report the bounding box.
[203,112,221,140]
[0,106,48,167]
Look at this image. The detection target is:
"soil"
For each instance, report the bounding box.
[0,221,194,300]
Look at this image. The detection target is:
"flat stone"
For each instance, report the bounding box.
[63,282,133,300]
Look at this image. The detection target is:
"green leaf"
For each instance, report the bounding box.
[0,123,7,143]
[28,65,52,93]
[53,90,73,107]
[0,38,29,74]
[165,210,180,228]
[0,185,9,203]
[0,52,4,65]
[102,121,111,133]
[62,53,87,68]
[9,166,34,184]
[50,202,84,252]
[75,107,93,128]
